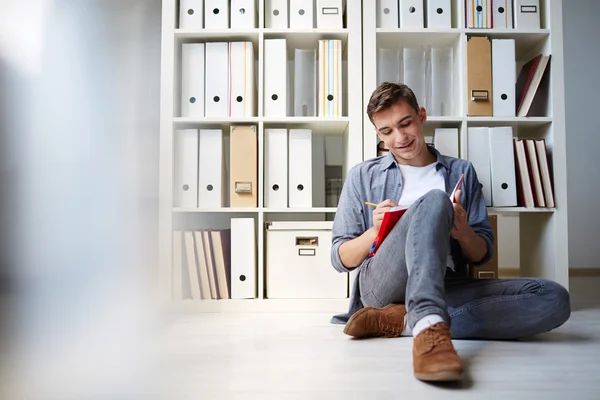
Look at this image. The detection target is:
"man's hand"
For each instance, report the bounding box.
[372,199,398,234]
[450,189,470,241]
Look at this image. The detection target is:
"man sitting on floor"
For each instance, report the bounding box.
[329,82,571,382]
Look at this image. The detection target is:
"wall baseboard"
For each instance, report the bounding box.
[498,268,600,278]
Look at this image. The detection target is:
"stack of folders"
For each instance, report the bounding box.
[377,45,454,116]
[264,38,343,117]
[181,41,256,118]
[174,126,258,208]
[179,0,257,29]
[264,129,327,208]
[467,126,554,208]
[466,35,551,117]
[377,0,453,28]
[465,0,541,29]
[265,0,344,29]
[172,218,257,300]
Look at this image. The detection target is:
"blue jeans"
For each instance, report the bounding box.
[358,189,571,339]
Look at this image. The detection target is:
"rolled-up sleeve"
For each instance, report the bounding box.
[464,163,494,266]
[330,167,368,273]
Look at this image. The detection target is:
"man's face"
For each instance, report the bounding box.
[372,99,428,164]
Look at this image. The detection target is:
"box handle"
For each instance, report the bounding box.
[298,248,316,256]
[296,236,318,246]
[471,90,489,101]
[478,271,496,279]
[235,181,252,193]
[520,5,537,13]
[321,7,339,15]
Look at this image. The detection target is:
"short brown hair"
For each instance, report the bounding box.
[366,82,420,124]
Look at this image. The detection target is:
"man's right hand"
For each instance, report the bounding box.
[372,199,398,234]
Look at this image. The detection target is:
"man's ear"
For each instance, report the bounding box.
[418,107,427,124]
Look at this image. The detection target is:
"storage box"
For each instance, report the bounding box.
[265,221,348,299]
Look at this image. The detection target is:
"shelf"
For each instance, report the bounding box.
[263,117,349,135]
[466,116,552,127]
[426,116,463,123]
[173,207,260,213]
[263,207,337,213]
[488,207,556,213]
[377,29,460,47]
[173,117,259,129]
[464,29,550,57]
[263,29,349,48]
[175,29,260,45]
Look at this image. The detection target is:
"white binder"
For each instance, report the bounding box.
[466,0,491,28]
[290,0,314,28]
[204,0,229,29]
[265,129,288,208]
[265,0,288,28]
[264,39,288,116]
[294,48,317,117]
[426,0,451,28]
[489,126,517,207]
[229,42,255,117]
[316,0,343,29]
[513,0,540,29]
[492,0,513,28]
[198,129,225,208]
[230,0,256,28]
[377,0,399,28]
[492,39,516,117]
[403,46,426,109]
[377,48,401,85]
[230,218,256,299]
[204,42,229,117]
[312,136,326,208]
[179,0,203,29]
[467,127,492,206]
[318,40,343,117]
[174,129,199,208]
[288,129,313,208]
[181,43,205,118]
[433,128,459,159]
[430,46,453,116]
[399,0,425,28]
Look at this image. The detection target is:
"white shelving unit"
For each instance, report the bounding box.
[159,0,363,310]
[362,0,568,289]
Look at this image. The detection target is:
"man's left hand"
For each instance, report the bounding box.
[450,189,471,241]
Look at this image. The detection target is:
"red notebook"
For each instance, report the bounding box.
[368,174,464,257]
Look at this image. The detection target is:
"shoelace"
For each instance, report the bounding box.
[427,324,454,349]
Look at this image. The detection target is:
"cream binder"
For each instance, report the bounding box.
[201,230,218,299]
[265,0,288,28]
[318,39,342,117]
[198,129,225,208]
[492,0,513,28]
[179,0,203,29]
[467,127,492,206]
[264,39,288,116]
[229,42,255,117]
[290,0,314,28]
[174,129,199,208]
[230,218,256,299]
[181,43,205,118]
[193,230,211,299]
[184,231,202,300]
[205,42,229,117]
[466,35,493,116]
[264,129,288,208]
[172,231,183,299]
[316,0,343,29]
[230,0,256,28]
[204,0,229,29]
[399,0,425,28]
[377,0,399,28]
[288,129,313,207]
[513,0,540,29]
[426,0,451,28]
[489,126,517,207]
[294,48,316,117]
[492,39,516,117]
[230,125,258,207]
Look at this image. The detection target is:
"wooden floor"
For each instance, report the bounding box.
[161,277,600,400]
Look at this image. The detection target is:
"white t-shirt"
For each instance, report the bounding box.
[397,162,455,270]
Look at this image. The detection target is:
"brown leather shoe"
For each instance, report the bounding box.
[343,303,406,338]
[413,322,463,381]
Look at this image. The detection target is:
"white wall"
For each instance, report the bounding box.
[563,0,600,269]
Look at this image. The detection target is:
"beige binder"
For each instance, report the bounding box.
[466,36,493,116]
[230,125,258,207]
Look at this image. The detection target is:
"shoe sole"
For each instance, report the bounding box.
[414,370,463,382]
[343,304,403,338]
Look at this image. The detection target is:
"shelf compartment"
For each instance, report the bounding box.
[175,29,260,45]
